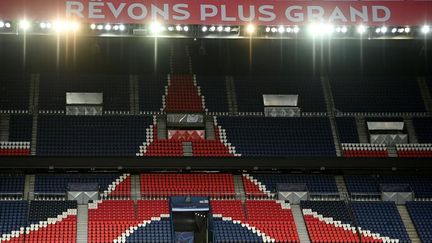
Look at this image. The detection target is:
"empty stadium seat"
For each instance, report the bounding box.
[342,143,389,158]
[164,75,204,112]
[396,144,432,157]
[0,175,25,195]
[0,200,27,236]
[406,201,432,243]
[351,201,410,243]
[336,117,360,143]
[0,74,30,111]
[218,117,336,157]
[140,173,235,197]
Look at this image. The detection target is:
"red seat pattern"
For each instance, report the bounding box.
[24,215,77,243]
[396,144,432,158]
[211,200,246,222]
[137,200,170,221]
[140,173,235,197]
[164,75,204,113]
[108,175,132,198]
[242,175,269,198]
[303,215,360,243]
[88,200,138,243]
[342,144,388,158]
[0,149,30,156]
[245,200,299,243]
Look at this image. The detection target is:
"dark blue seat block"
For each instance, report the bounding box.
[28,200,77,224]
[413,117,432,143]
[0,175,25,194]
[138,75,167,112]
[197,76,229,112]
[336,117,359,143]
[218,117,336,157]
[34,174,120,194]
[331,77,425,112]
[0,200,28,235]
[406,202,432,243]
[213,219,263,243]
[300,201,353,224]
[234,76,326,112]
[351,202,410,243]
[251,174,338,194]
[125,219,173,243]
[36,115,152,156]
[9,115,33,141]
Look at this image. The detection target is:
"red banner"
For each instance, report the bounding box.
[0,0,431,26]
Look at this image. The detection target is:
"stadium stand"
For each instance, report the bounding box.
[345,175,432,199]
[123,219,173,243]
[196,76,229,112]
[396,144,432,158]
[406,201,432,243]
[140,173,235,197]
[342,143,388,158]
[8,115,32,142]
[0,200,28,237]
[243,174,339,197]
[0,175,25,195]
[39,74,130,112]
[164,74,204,112]
[212,218,264,243]
[138,75,166,112]
[36,115,152,156]
[0,74,30,111]
[335,117,360,143]
[351,201,410,243]
[24,200,77,243]
[233,76,326,112]
[413,117,432,143]
[217,117,336,157]
[330,77,425,112]
[34,174,130,197]
[301,201,360,243]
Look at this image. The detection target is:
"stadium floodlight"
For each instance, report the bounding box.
[96,24,103,30]
[357,25,367,34]
[246,24,255,34]
[217,26,223,32]
[293,26,300,33]
[201,26,208,32]
[341,26,348,33]
[0,21,5,28]
[278,26,285,34]
[421,25,430,34]
[286,27,292,33]
[176,25,182,31]
[90,24,96,30]
[5,22,11,28]
[404,27,410,33]
[167,26,174,31]
[104,24,112,31]
[391,28,397,33]
[224,26,231,32]
[19,19,30,30]
[271,27,277,33]
[209,26,216,32]
[183,26,189,32]
[40,22,46,29]
[380,26,387,34]
[308,23,333,37]
[119,24,126,31]
[265,27,271,33]
[150,22,164,34]
[113,25,119,31]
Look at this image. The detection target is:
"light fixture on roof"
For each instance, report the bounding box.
[149,21,164,34]
[357,25,367,34]
[19,19,30,30]
[202,26,208,32]
[246,24,255,34]
[421,25,430,34]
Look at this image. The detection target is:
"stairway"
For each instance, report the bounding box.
[77,205,88,243]
[24,174,35,200]
[233,175,246,202]
[397,205,421,243]
[225,76,238,114]
[335,176,348,200]
[387,146,398,158]
[0,114,10,141]
[131,174,141,200]
[355,116,369,143]
[205,117,216,140]
[156,115,167,139]
[321,77,341,156]
[404,117,419,143]
[182,142,193,156]
[129,75,140,114]
[291,205,311,243]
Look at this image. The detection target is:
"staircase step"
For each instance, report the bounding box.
[397,205,421,243]
[77,205,89,243]
[335,175,348,200]
[291,205,311,243]
[233,175,246,202]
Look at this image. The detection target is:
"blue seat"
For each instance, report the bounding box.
[406,202,432,243]
[125,219,173,243]
[213,218,263,243]
[0,200,28,235]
